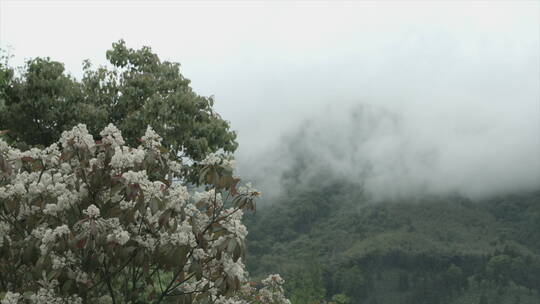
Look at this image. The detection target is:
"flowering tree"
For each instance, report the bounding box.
[0,124,288,304]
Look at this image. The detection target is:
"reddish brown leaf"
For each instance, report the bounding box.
[75,238,87,249]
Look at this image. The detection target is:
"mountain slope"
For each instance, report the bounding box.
[244,186,540,304]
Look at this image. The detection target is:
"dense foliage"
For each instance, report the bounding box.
[0,41,237,160]
[245,178,540,304]
[0,124,288,303]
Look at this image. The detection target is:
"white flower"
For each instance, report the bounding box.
[60,163,72,174]
[167,184,189,212]
[60,124,95,151]
[0,138,9,152]
[141,126,162,150]
[193,248,206,260]
[83,204,100,218]
[213,296,245,304]
[43,204,59,216]
[168,159,183,173]
[107,228,130,245]
[262,274,285,286]
[40,225,70,254]
[223,258,246,281]
[29,284,83,304]
[54,225,70,236]
[122,170,148,184]
[110,146,145,169]
[133,235,157,251]
[11,182,26,195]
[221,209,248,240]
[200,153,221,166]
[193,189,221,206]
[222,158,236,171]
[100,123,125,147]
[159,220,196,247]
[238,182,261,198]
[51,255,66,270]
[89,158,101,168]
[1,291,21,304]
[75,271,89,284]
[116,230,130,245]
[41,143,61,167]
[145,181,165,198]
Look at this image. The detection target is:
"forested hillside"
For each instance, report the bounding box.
[245,181,540,304]
[235,99,540,304]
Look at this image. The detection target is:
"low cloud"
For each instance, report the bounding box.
[238,98,540,201]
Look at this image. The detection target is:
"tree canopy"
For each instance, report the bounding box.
[0,40,237,161]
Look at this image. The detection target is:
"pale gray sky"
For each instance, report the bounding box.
[1,1,539,199]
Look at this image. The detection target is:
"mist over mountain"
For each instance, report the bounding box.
[239,101,540,202]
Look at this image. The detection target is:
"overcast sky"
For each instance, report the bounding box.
[1,1,539,199]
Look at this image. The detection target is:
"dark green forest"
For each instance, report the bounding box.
[245,176,540,304]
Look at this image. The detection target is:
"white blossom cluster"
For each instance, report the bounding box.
[222,158,236,171]
[106,226,130,245]
[110,146,145,170]
[201,153,221,166]
[83,204,100,218]
[238,182,261,198]
[0,292,21,304]
[99,123,125,147]
[257,274,290,304]
[200,153,236,171]
[213,274,291,304]
[0,124,287,303]
[59,124,95,152]
[29,278,83,304]
[39,225,70,254]
[140,125,162,150]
